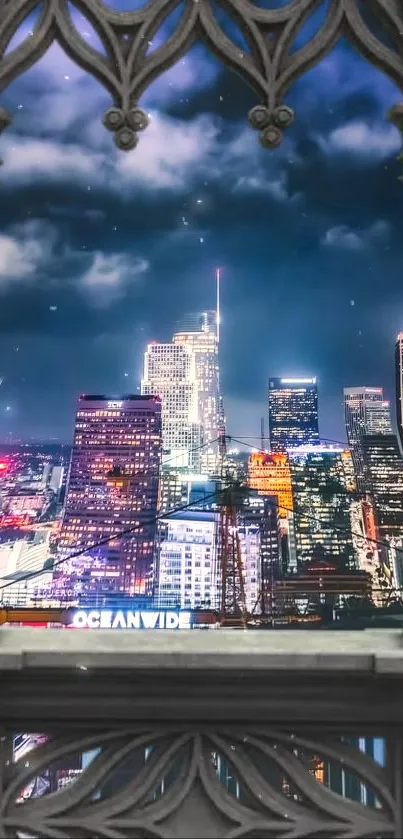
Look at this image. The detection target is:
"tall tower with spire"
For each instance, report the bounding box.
[173,270,224,474]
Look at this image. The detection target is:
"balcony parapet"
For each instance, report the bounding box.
[1,628,403,725]
[2,629,403,838]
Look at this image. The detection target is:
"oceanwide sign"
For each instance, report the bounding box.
[69,609,192,630]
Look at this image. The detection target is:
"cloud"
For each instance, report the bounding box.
[144,50,219,107]
[6,35,218,127]
[0,219,148,302]
[233,171,302,203]
[116,111,221,189]
[320,120,401,160]
[0,220,56,283]
[80,253,149,305]
[1,135,101,182]
[1,108,223,191]
[321,220,390,251]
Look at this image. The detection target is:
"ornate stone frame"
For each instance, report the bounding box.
[1,628,403,837]
[0,0,402,155]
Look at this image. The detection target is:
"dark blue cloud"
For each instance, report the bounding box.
[0,9,402,444]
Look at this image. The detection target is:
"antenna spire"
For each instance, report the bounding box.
[216,267,220,343]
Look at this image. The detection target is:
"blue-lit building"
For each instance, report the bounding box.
[268,378,319,453]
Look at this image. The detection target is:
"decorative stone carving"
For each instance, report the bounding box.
[0,728,397,838]
[1,628,403,837]
[0,0,402,156]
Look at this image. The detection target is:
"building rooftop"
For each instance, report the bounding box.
[162,510,219,522]
[79,394,161,402]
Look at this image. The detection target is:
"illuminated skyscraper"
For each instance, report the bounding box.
[248,451,293,516]
[57,395,162,597]
[173,319,221,474]
[156,511,219,609]
[344,387,392,488]
[396,333,403,451]
[268,378,319,453]
[173,270,223,475]
[143,272,223,476]
[361,433,403,587]
[361,434,403,540]
[141,342,202,471]
[289,446,357,571]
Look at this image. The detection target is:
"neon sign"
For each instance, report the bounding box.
[280,378,316,385]
[70,609,192,630]
[107,401,123,409]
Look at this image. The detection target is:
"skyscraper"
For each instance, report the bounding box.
[57,395,162,597]
[344,387,392,488]
[361,434,403,540]
[156,511,219,609]
[173,317,222,474]
[268,378,319,452]
[248,451,293,516]
[396,333,403,451]
[141,342,202,471]
[289,446,357,571]
[361,433,403,587]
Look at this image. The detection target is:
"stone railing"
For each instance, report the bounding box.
[1,628,403,837]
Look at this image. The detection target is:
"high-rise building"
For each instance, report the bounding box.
[248,451,293,516]
[237,518,261,613]
[361,433,403,588]
[396,333,403,451]
[57,395,162,597]
[289,445,357,571]
[344,387,392,488]
[241,494,282,609]
[159,465,215,515]
[141,343,202,471]
[268,378,319,452]
[247,452,297,574]
[361,434,403,540]
[173,317,222,474]
[142,273,224,476]
[156,511,219,609]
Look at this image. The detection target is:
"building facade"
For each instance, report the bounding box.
[156,511,219,609]
[344,387,392,489]
[173,318,222,475]
[289,446,357,571]
[268,378,319,453]
[242,495,282,611]
[57,395,162,598]
[361,434,403,541]
[248,451,293,516]
[141,342,202,471]
[396,333,403,453]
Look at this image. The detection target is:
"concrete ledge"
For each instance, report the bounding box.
[0,627,402,671]
[2,629,403,725]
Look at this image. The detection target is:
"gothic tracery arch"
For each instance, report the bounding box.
[0,0,402,158]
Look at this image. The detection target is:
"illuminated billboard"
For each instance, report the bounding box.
[70,609,192,629]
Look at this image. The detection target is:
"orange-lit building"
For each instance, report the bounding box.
[248,452,293,516]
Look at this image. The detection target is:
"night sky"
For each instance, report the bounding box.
[0,1,402,446]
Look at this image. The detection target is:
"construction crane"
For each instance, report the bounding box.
[216,483,248,627]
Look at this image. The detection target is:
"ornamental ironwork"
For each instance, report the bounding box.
[0,727,399,838]
[0,0,402,156]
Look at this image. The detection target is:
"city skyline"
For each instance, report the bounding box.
[0,5,403,443]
